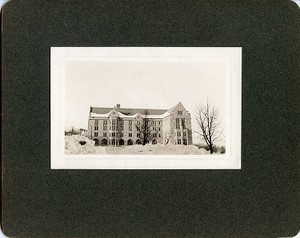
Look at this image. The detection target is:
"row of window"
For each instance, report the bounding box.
[97,138,157,146]
[94,119,162,126]
[177,139,188,145]
[95,126,107,131]
[94,125,161,131]
[94,132,161,138]
[95,119,109,125]
[175,118,186,129]
[176,131,187,137]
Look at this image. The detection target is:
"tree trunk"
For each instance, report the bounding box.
[209,145,213,154]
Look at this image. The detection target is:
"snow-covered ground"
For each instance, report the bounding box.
[65,135,210,155]
[65,135,106,154]
[105,144,209,155]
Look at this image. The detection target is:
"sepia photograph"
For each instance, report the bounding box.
[51,47,241,169]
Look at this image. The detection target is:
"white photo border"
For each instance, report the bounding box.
[51,47,241,169]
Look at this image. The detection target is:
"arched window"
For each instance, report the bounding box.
[101,138,107,146]
[119,139,124,146]
[136,139,141,145]
[93,139,100,146]
[127,139,133,145]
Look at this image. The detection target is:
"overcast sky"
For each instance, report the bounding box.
[65,60,227,144]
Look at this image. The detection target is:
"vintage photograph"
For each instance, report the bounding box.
[51,47,241,169]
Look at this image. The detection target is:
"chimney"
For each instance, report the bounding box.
[116,104,120,109]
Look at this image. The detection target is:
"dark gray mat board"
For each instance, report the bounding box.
[2,0,300,237]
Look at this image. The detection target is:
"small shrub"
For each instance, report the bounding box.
[219,146,226,154]
[195,144,222,153]
[79,141,87,146]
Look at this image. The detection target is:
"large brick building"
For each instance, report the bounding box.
[88,102,193,146]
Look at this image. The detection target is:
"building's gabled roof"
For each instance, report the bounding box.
[90,106,168,116]
[168,102,186,113]
[89,103,188,119]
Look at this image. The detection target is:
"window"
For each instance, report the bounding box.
[183,139,187,145]
[158,134,161,137]
[181,119,186,129]
[178,110,183,115]
[112,120,116,130]
[94,132,98,137]
[183,131,187,137]
[94,125,98,130]
[158,127,160,131]
[137,133,140,138]
[103,120,107,130]
[95,119,99,125]
[119,132,123,137]
[129,121,132,125]
[176,118,180,129]
[103,133,107,137]
[129,133,132,137]
[112,132,116,137]
[177,131,181,137]
[118,120,123,130]
[177,139,181,145]
[129,126,132,131]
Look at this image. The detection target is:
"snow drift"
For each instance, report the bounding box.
[65,135,210,155]
[65,135,106,154]
[104,144,209,155]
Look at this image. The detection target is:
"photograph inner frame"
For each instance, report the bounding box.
[51,47,241,169]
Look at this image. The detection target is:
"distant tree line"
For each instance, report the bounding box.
[65,127,80,136]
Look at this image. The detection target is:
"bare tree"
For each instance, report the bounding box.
[136,110,157,145]
[195,101,223,154]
